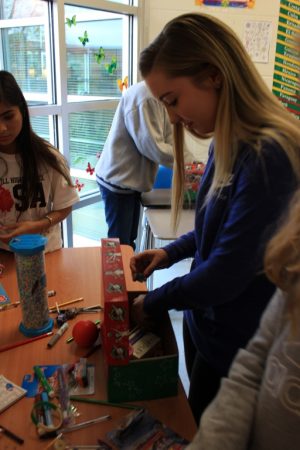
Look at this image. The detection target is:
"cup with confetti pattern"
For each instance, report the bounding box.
[9,234,54,336]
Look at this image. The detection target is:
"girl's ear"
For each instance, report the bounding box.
[211,72,222,89]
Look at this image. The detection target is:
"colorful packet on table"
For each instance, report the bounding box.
[107,409,189,449]
[0,282,10,306]
[22,364,95,397]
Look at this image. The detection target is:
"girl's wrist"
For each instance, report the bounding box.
[44,215,53,227]
[42,214,54,233]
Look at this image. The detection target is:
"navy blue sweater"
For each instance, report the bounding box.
[144,141,298,374]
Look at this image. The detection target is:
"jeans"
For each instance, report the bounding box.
[98,183,141,249]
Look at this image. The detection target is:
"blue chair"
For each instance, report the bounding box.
[137,165,173,273]
[153,165,173,189]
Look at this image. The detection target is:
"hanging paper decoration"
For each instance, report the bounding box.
[105,56,117,75]
[66,15,76,27]
[86,162,95,175]
[74,179,85,192]
[78,31,89,47]
[195,0,255,7]
[94,47,105,64]
[117,76,128,92]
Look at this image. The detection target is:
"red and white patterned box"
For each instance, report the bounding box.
[101,238,129,365]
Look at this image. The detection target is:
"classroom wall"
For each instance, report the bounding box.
[143,0,281,89]
[142,0,282,162]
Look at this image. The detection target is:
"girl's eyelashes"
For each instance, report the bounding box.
[163,98,177,107]
[0,109,17,121]
[3,113,14,120]
[168,99,177,107]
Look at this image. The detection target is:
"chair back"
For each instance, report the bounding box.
[153,165,173,189]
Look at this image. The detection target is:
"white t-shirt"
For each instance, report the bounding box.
[0,151,79,252]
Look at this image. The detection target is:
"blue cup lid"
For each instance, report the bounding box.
[9,234,48,255]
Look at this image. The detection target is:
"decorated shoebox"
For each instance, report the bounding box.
[101,238,179,402]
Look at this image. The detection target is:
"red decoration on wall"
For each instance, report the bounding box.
[74,179,85,192]
[86,162,95,175]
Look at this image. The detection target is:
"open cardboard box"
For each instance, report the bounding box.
[105,310,179,402]
[101,238,179,403]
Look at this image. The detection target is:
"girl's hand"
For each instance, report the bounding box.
[0,221,45,242]
[0,207,71,243]
[130,294,155,328]
[130,294,147,325]
[130,248,169,281]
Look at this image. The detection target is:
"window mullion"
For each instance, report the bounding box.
[53,0,73,247]
[60,0,138,16]
[52,0,69,160]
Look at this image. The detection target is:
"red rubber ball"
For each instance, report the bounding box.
[72,320,99,348]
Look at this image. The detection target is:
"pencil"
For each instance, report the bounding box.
[44,433,63,450]
[0,291,57,312]
[0,424,24,444]
[69,396,143,411]
[0,302,19,312]
[0,331,53,353]
[48,297,84,312]
[59,415,111,433]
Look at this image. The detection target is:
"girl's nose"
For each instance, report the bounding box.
[0,121,7,133]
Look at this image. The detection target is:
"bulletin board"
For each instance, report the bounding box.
[195,0,255,7]
[272,0,300,119]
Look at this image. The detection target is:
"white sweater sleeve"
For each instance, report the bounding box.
[125,97,174,167]
[186,289,285,450]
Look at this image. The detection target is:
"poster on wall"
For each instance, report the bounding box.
[195,0,255,7]
[272,0,300,119]
[243,21,272,63]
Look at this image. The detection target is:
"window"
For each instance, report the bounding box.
[0,0,140,247]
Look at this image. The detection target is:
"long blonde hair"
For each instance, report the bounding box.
[139,13,300,226]
[265,190,300,331]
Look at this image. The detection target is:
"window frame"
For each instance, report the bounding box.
[0,0,142,247]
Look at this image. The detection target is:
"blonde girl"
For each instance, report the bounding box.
[130,13,300,422]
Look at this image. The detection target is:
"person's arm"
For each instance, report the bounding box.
[143,144,295,315]
[0,206,72,242]
[0,161,78,243]
[131,231,197,280]
[125,97,174,167]
[130,248,170,281]
[186,290,285,450]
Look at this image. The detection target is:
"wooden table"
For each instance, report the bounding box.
[138,189,172,252]
[141,188,172,208]
[0,246,196,448]
[141,209,195,289]
[144,208,195,247]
